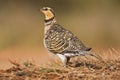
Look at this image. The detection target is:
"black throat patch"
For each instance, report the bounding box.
[44,17,54,23]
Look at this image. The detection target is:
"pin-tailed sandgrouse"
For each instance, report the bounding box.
[40,7,102,66]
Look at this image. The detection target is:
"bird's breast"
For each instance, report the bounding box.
[44,25,51,34]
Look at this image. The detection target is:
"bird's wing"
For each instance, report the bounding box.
[69,36,91,51]
[44,25,70,54]
[45,24,91,54]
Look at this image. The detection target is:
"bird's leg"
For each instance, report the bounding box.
[56,54,67,67]
[66,57,70,64]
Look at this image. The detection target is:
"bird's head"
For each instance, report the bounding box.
[40,7,55,21]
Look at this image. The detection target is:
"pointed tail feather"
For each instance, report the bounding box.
[85,52,106,63]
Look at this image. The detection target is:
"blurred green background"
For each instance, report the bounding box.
[0,0,120,50]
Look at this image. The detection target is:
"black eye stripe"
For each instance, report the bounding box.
[43,7,48,11]
[44,8,48,10]
[42,7,53,11]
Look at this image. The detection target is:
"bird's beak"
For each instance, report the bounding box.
[40,8,43,12]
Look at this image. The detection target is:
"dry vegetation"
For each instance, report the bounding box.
[0,48,120,80]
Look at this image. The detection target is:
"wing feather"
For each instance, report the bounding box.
[44,24,91,54]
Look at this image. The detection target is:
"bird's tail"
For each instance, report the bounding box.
[84,51,105,63]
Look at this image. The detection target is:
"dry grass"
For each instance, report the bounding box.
[0,48,120,80]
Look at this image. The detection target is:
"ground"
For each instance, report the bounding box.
[0,47,120,80]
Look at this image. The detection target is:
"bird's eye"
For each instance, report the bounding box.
[44,8,48,11]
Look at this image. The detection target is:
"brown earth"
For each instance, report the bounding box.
[0,47,50,69]
[0,47,120,80]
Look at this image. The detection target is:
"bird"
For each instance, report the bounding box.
[40,7,102,67]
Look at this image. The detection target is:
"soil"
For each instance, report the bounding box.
[0,47,120,80]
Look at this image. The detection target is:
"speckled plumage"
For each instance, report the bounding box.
[40,7,102,66]
[44,22,91,55]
